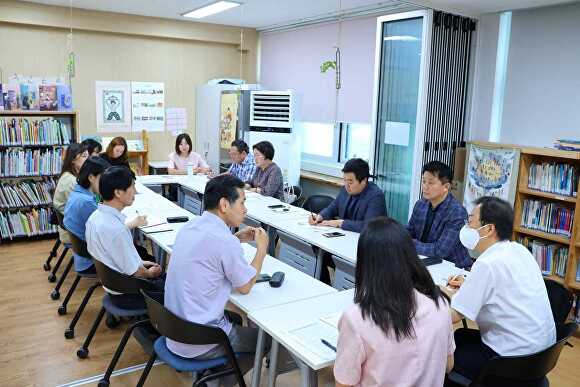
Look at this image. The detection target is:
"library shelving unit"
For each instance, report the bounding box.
[513,146,580,291]
[0,111,78,243]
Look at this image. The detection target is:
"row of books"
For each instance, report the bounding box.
[554,138,580,152]
[0,178,56,209]
[0,83,73,111]
[0,148,63,177]
[518,236,568,277]
[0,118,71,146]
[0,208,57,240]
[528,162,578,197]
[577,262,580,282]
[521,199,574,237]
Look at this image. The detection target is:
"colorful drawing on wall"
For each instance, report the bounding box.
[219,92,239,149]
[96,81,132,133]
[463,144,520,212]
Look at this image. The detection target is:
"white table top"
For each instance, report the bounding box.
[128,183,336,315]
[249,289,355,370]
[248,260,465,371]
[137,175,360,264]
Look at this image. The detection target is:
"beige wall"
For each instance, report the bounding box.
[0,1,258,161]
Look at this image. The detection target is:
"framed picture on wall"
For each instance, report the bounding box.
[463,142,520,212]
[96,81,132,133]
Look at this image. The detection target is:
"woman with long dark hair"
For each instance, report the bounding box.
[52,143,89,244]
[334,217,455,387]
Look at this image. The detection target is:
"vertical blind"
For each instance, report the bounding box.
[422,11,476,172]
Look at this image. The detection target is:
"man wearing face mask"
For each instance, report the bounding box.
[445,196,556,382]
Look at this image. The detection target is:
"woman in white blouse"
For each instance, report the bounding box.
[167,133,210,175]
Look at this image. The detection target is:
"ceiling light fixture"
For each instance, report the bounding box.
[182,1,241,19]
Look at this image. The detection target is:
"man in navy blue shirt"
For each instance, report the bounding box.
[310,158,387,233]
[406,161,471,268]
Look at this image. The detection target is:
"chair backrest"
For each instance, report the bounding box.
[473,322,578,386]
[141,290,246,385]
[55,210,66,229]
[93,259,150,295]
[544,278,573,326]
[68,232,92,259]
[302,194,334,213]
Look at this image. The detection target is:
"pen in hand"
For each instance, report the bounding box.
[320,338,336,352]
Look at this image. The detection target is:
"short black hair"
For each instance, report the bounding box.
[77,156,110,189]
[422,161,453,184]
[342,158,370,182]
[203,174,245,210]
[231,139,249,154]
[252,141,275,160]
[99,166,135,201]
[175,133,193,156]
[474,196,514,240]
[81,138,102,155]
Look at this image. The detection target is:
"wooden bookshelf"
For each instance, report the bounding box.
[127,130,149,175]
[0,111,77,242]
[513,147,580,291]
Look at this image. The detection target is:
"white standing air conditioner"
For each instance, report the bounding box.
[248,91,301,187]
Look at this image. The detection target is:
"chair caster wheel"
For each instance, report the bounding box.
[106,314,120,329]
[50,290,60,300]
[58,305,67,315]
[77,348,89,359]
[44,263,51,271]
[64,329,74,339]
[98,379,110,387]
[48,273,57,283]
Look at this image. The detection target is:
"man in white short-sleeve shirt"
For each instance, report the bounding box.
[445,196,556,381]
[86,166,163,308]
[164,174,269,386]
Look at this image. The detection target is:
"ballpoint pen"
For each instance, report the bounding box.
[320,338,336,352]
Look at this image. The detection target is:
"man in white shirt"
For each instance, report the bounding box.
[86,166,163,309]
[445,196,556,381]
[164,174,269,386]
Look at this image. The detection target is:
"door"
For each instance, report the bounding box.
[371,11,432,223]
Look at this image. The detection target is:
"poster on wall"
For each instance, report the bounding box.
[96,81,132,133]
[131,82,165,132]
[463,143,520,213]
[219,92,239,149]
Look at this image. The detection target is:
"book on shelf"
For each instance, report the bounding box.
[528,162,578,197]
[518,236,568,277]
[20,83,39,111]
[39,85,58,111]
[521,199,574,238]
[0,178,56,209]
[576,262,580,282]
[0,148,63,177]
[0,82,73,112]
[0,117,71,146]
[554,138,580,152]
[0,207,57,240]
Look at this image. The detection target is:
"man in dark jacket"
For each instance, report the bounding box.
[310,158,387,233]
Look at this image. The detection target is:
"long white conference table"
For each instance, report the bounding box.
[127,177,465,387]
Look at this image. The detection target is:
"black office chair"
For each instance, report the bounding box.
[447,322,578,387]
[135,289,250,387]
[61,233,101,339]
[44,190,61,271]
[47,211,71,283]
[302,194,334,214]
[544,278,573,326]
[77,260,151,359]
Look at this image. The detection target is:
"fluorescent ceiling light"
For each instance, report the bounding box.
[182,1,241,19]
[384,35,419,42]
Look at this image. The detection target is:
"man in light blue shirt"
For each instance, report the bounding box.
[64,157,109,273]
[164,174,269,385]
[227,139,256,183]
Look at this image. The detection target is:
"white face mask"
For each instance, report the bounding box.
[459,224,489,250]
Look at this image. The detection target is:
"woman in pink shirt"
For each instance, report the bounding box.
[334,217,455,387]
[168,133,210,174]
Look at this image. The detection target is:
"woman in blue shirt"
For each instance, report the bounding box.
[64,157,110,274]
